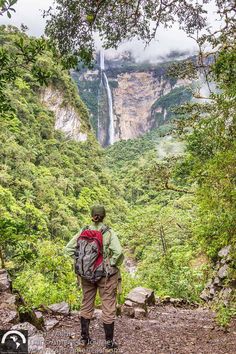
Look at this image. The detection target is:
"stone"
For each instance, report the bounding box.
[35,311,43,319]
[220,258,226,265]
[218,246,231,258]
[200,290,210,302]
[0,293,17,309]
[12,322,38,337]
[209,285,216,296]
[48,301,70,316]
[0,309,19,326]
[124,300,133,307]
[44,318,59,331]
[205,280,212,288]
[134,308,147,319]
[218,264,228,279]
[93,309,102,319]
[126,287,155,308]
[28,334,46,354]
[203,325,215,330]
[0,269,11,293]
[0,292,19,327]
[213,277,220,286]
[220,287,232,300]
[12,322,46,354]
[70,310,80,316]
[122,305,135,318]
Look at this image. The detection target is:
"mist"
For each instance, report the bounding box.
[0,0,220,63]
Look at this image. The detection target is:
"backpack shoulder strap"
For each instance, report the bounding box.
[81,225,89,232]
[100,225,112,258]
[100,225,110,235]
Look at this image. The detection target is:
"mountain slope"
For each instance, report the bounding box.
[0,27,127,306]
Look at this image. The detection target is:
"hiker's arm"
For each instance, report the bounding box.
[109,232,124,267]
[64,233,79,258]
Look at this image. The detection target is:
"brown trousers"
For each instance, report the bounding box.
[80,272,119,324]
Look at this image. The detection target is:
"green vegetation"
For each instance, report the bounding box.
[0,0,17,18]
[104,44,236,313]
[0,26,127,306]
[71,70,100,132]
[0,1,235,325]
[106,127,205,301]
[152,86,193,126]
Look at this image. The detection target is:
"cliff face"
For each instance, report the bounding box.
[40,87,88,143]
[113,72,175,141]
[72,55,192,146]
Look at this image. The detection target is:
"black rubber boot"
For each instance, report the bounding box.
[80,317,92,346]
[103,322,118,351]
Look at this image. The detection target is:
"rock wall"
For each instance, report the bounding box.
[0,269,19,329]
[200,246,235,306]
[113,72,165,141]
[40,87,88,143]
[72,63,191,145]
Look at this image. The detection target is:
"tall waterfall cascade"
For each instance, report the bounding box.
[99,51,114,145]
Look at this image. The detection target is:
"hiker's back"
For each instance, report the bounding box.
[75,223,111,283]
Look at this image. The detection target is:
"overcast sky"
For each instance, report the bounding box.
[0,0,219,61]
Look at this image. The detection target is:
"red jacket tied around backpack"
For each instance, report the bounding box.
[79,229,104,270]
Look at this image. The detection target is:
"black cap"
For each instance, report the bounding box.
[91,205,106,218]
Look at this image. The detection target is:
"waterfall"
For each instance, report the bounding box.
[97,54,103,142]
[99,51,114,145]
[163,108,167,121]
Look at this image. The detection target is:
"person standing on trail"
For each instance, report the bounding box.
[64,205,124,351]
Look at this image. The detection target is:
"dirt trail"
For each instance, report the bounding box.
[45,305,236,354]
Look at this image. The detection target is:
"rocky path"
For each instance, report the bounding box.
[45,305,236,354]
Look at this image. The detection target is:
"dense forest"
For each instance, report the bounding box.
[0,0,235,327]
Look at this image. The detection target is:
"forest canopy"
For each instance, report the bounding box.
[0,0,235,325]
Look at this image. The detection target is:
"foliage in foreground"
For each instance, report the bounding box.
[0,27,127,306]
[0,21,235,324]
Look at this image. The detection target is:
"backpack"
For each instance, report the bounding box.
[74,225,110,283]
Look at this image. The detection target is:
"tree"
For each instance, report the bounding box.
[45,1,235,64]
[45,0,209,63]
[0,29,52,114]
[0,0,17,18]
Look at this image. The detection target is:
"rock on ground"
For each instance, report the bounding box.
[218,245,231,258]
[48,302,70,316]
[126,287,155,308]
[11,322,38,337]
[0,269,12,292]
[28,333,46,354]
[44,318,60,331]
[123,287,156,318]
[45,304,236,354]
[0,270,19,328]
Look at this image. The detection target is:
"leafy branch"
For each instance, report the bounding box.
[0,0,17,18]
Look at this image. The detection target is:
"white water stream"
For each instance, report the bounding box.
[100,51,114,145]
